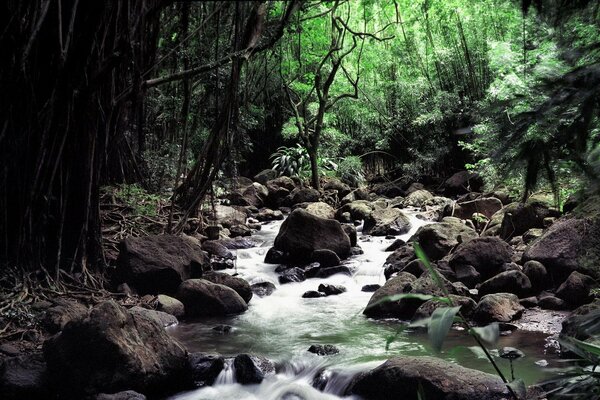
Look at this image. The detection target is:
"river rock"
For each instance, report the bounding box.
[278,267,306,284]
[95,391,147,400]
[413,295,477,320]
[43,301,188,397]
[117,235,209,295]
[522,261,548,292]
[251,281,276,297]
[560,299,600,341]
[302,290,325,298]
[316,265,351,278]
[209,205,247,228]
[342,224,358,247]
[175,279,248,317]
[42,298,88,334]
[555,271,595,307]
[410,219,477,261]
[274,209,351,261]
[233,354,275,384]
[264,248,288,264]
[201,271,253,303]
[128,306,178,328]
[308,345,339,356]
[538,295,567,310]
[473,293,524,324]
[188,353,225,388]
[454,264,481,288]
[363,208,411,236]
[350,356,509,400]
[335,200,375,222]
[318,284,346,296]
[499,201,560,240]
[522,218,589,281]
[303,202,335,219]
[201,241,235,259]
[311,249,340,267]
[449,237,513,280]
[402,189,434,208]
[216,236,258,249]
[363,273,418,319]
[265,177,296,205]
[478,270,532,298]
[256,208,284,222]
[383,243,416,279]
[0,353,48,400]
[453,197,503,220]
[444,171,484,195]
[254,169,278,184]
[290,188,320,205]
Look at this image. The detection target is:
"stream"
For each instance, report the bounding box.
[168,212,562,400]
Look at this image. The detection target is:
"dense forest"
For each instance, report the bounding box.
[1,1,600,399]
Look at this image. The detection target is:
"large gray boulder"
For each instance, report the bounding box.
[43,301,188,397]
[363,208,411,236]
[233,354,275,384]
[335,200,375,221]
[175,279,248,317]
[350,356,509,400]
[403,189,434,207]
[410,219,477,261]
[363,273,417,319]
[473,293,524,324]
[556,271,596,307]
[453,197,503,220]
[478,270,532,298]
[117,235,209,295]
[499,201,560,240]
[274,209,351,261]
[444,171,484,195]
[201,271,253,304]
[449,237,513,281]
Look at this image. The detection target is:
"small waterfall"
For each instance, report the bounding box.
[214,359,236,385]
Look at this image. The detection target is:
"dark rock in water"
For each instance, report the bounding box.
[265,248,288,264]
[538,295,567,310]
[522,260,548,292]
[383,244,416,279]
[202,271,253,304]
[363,208,411,236]
[363,273,418,319]
[210,256,235,271]
[335,200,375,222]
[95,391,147,400]
[316,265,351,278]
[0,353,48,400]
[274,209,351,261]
[266,177,296,207]
[454,264,481,288]
[42,298,88,334]
[385,239,406,252]
[350,246,364,255]
[212,325,232,333]
[350,356,508,400]
[279,267,306,284]
[43,301,188,397]
[449,237,513,281]
[318,284,346,296]
[251,281,276,297]
[156,295,185,318]
[520,296,539,308]
[304,262,322,278]
[413,295,477,320]
[361,284,381,292]
[555,271,595,307]
[473,293,524,324]
[217,236,258,249]
[308,344,339,356]
[201,240,235,259]
[128,306,178,328]
[311,249,340,268]
[233,354,275,384]
[302,290,325,298]
[411,220,477,261]
[188,353,225,388]
[175,279,248,317]
[444,171,484,195]
[256,208,284,222]
[342,224,358,247]
[117,235,209,295]
[478,270,532,298]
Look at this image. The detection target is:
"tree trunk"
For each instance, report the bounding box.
[308,146,320,190]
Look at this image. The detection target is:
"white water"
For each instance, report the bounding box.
[168,211,558,399]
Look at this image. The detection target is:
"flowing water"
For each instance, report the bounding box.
[168,212,562,400]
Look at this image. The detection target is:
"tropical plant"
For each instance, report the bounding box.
[337,156,365,187]
[270,144,337,178]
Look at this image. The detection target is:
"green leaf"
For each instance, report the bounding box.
[507,378,527,399]
[469,323,500,346]
[428,306,461,352]
[417,382,426,400]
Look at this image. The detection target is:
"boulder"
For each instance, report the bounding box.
[444,171,484,195]
[350,356,509,400]
[42,298,88,334]
[117,235,209,295]
[256,208,284,222]
[128,307,178,328]
[473,293,524,324]
[383,244,416,279]
[214,236,258,249]
[250,281,276,297]
[453,197,503,220]
[290,188,320,205]
[418,196,453,222]
[201,241,235,259]
[413,295,477,320]
[156,295,185,318]
[233,354,275,384]
[266,177,296,206]
[362,284,381,292]
[307,345,339,356]
[403,190,434,207]
[410,220,477,261]
[449,237,513,280]
[209,205,247,228]
[556,271,595,307]
[188,353,225,388]
[201,271,253,304]
[302,290,325,298]
[316,265,351,278]
[323,179,351,198]
[175,279,248,317]
[478,271,532,298]
[318,284,346,296]
[522,261,548,292]
[274,209,351,261]
[43,301,188,397]
[304,202,335,219]
[254,169,278,185]
[311,249,340,267]
[0,353,48,400]
[454,264,481,288]
[278,267,306,284]
[335,200,375,221]
[342,224,358,247]
[363,273,417,319]
[538,295,568,310]
[264,248,288,264]
[363,208,411,236]
[385,239,406,252]
[560,300,600,341]
[499,201,560,240]
[341,188,369,204]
